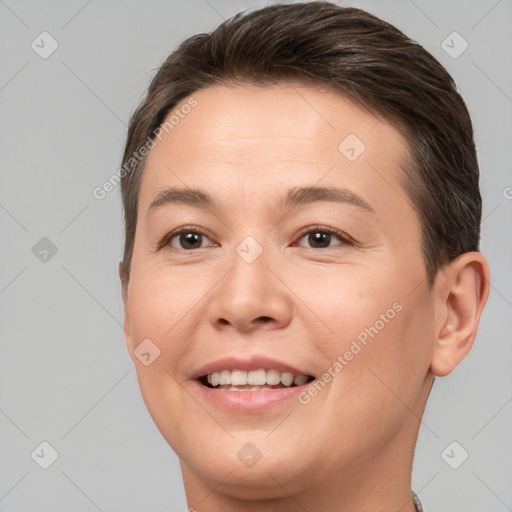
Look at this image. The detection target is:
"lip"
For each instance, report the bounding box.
[192,379,311,412]
[190,355,315,412]
[190,355,314,381]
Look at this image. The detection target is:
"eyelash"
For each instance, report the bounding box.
[159,224,354,251]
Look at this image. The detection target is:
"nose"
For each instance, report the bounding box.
[207,245,293,333]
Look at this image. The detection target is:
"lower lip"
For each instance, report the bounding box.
[193,380,310,412]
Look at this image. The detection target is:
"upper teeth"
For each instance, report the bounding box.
[206,369,310,387]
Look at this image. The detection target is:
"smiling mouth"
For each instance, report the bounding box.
[200,368,315,391]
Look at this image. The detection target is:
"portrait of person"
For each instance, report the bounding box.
[116,2,500,511]
[1,1,510,511]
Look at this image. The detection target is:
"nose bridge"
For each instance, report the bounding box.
[208,235,292,331]
[231,235,270,296]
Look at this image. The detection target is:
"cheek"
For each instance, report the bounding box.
[126,266,210,355]
[124,269,204,429]
[333,293,434,425]
[300,264,403,350]
[309,266,434,415]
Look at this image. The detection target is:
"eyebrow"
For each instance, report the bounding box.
[147,185,375,215]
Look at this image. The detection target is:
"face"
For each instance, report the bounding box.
[122,83,436,498]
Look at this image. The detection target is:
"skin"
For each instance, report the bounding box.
[120,83,489,511]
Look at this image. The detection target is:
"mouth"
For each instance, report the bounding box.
[192,356,317,410]
[199,368,315,391]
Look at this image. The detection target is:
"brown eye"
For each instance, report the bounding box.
[307,231,333,248]
[162,227,215,251]
[295,227,351,249]
[174,232,204,250]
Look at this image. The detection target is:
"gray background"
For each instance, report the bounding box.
[1,0,511,510]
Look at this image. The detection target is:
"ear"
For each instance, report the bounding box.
[118,260,135,359]
[431,252,490,377]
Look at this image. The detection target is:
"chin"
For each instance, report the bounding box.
[177,432,316,496]
[186,454,311,500]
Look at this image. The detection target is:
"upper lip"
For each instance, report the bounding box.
[191,356,314,380]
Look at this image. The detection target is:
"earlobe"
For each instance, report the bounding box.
[430,252,490,377]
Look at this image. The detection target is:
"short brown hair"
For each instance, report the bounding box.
[119,1,481,285]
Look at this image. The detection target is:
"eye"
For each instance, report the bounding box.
[160,225,352,251]
[161,226,216,250]
[295,226,352,249]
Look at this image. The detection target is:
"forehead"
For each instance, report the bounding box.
[139,83,412,217]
